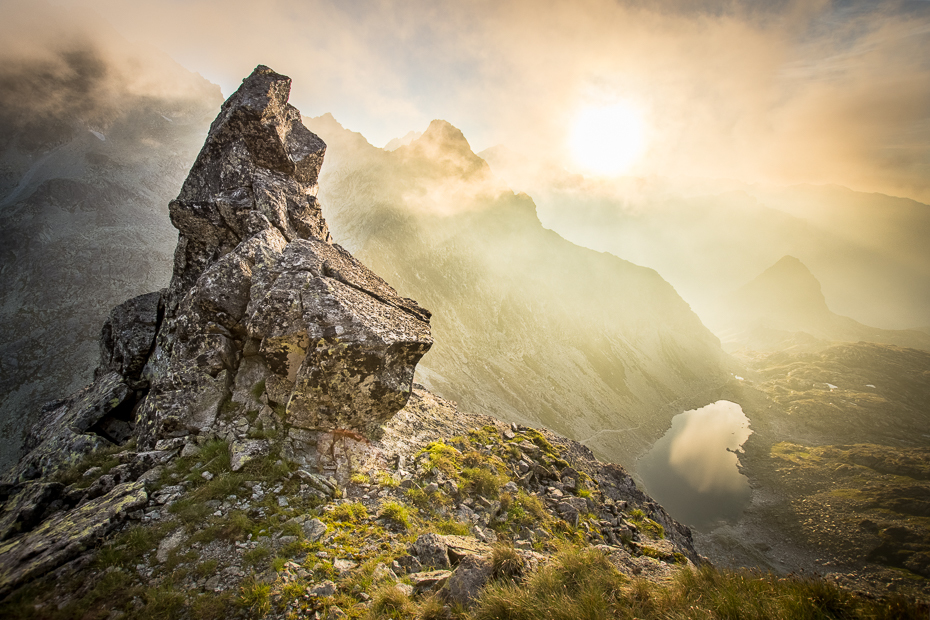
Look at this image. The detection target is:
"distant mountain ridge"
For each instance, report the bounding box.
[480,146,930,332]
[305,114,731,468]
[715,255,930,352]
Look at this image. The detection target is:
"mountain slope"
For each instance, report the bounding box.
[305,114,730,468]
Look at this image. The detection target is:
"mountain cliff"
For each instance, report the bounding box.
[304,114,730,468]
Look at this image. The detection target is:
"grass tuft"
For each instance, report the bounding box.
[379,500,413,529]
[331,501,369,523]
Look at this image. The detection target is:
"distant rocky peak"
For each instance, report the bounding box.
[384,129,422,151]
[397,119,490,181]
[420,119,471,150]
[727,255,831,331]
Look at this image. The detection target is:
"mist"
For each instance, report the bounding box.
[24,0,923,204]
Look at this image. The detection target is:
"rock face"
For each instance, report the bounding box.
[6,64,432,477]
[0,481,148,596]
[135,65,432,447]
[5,372,135,483]
[97,291,164,388]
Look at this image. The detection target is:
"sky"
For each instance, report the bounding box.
[7,0,930,202]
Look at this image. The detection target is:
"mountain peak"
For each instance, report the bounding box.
[397,119,489,180]
[733,255,829,319]
[768,254,807,273]
[409,119,476,159]
[384,129,422,151]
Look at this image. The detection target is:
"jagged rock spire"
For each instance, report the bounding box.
[135,65,433,446]
[167,65,330,307]
[4,64,432,480]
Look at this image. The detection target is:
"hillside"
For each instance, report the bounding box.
[304,114,730,468]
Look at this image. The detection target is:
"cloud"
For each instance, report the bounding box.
[0,0,220,148]
[25,0,930,201]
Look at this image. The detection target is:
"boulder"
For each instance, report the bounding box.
[441,535,492,564]
[96,290,163,386]
[412,532,450,570]
[407,569,451,594]
[445,554,493,607]
[230,439,270,472]
[0,482,65,541]
[5,372,135,483]
[0,481,147,597]
[302,517,327,542]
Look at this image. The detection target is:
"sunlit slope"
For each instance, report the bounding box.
[307,114,730,467]
[715,256,930,352]
[0,14,222,470]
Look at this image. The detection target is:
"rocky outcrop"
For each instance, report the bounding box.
[0,65,433,592]
[0,481,148,596]
[96,291,164,388]
[5,372,136,483]
[135,65,431,447]
[9,65,433,478]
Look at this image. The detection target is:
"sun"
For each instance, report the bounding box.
[570,102,647,176]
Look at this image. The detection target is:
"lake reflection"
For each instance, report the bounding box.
[637,400,752,531]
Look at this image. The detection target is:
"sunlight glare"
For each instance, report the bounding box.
[570,102,647,176]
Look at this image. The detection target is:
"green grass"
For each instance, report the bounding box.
[51,442,126,487]
[500,491,549,529]
[436,518,472,535]
[376,471,399,487]
[143,585,186,620]
[379,500,413,529]
[250,379,266,400]
[418,441,462,477]
[242,546,271,567]
[628,509,664,540]
[331,501,369,523]
[462,467,508,499]
[490,543,525,580]
[467,545,924,620]
[238,576,271,616]
[368,583,416,619]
